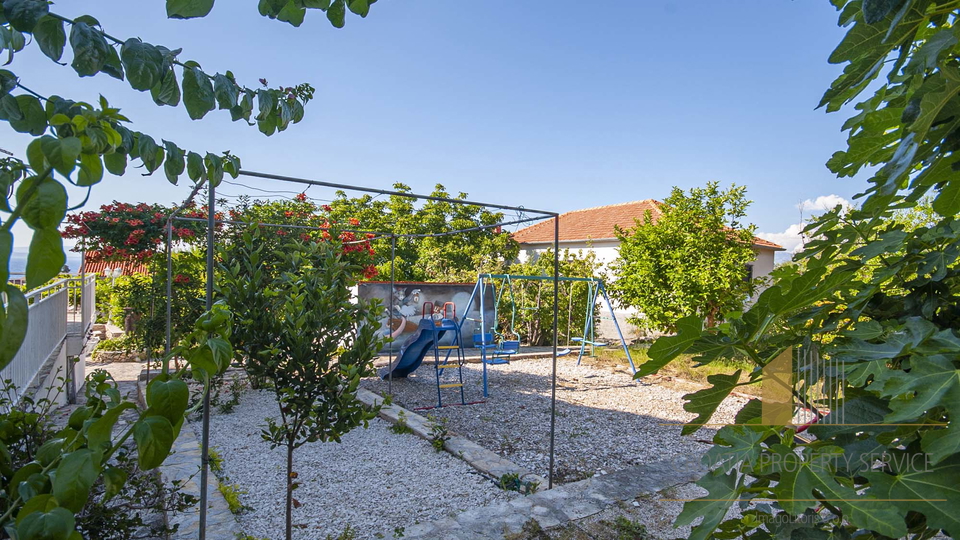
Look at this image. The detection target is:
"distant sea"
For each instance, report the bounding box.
[9,248,84,277]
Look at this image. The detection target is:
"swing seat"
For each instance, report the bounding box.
[572,337,608,347]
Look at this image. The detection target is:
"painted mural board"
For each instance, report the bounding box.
[358,281,495,351]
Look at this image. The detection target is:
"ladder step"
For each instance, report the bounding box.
[438,383,463,389]
[436,345,461,350]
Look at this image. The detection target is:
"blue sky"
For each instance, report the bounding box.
[0,1,858,252]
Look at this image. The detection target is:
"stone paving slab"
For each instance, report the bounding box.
[401,454,707,538]
[358,388,546,486]
[139,372,241,540]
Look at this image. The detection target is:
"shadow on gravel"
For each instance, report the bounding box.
[361,358,736,485]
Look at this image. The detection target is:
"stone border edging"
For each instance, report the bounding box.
[357,388,546,486]
[400,454,708,538]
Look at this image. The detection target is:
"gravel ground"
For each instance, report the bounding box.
[363,357,748,484]
[198,389,518,540]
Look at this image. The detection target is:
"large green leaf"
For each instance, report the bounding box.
[120,39,164,91]
[872,356,959,423]
[85,402,136,451]
[146,375,189,425]
[0,228,12,285]
[166,0,215,19]
[39,136,81,177]
[182,65,215,119]
[26,227,64,289]
[186,151,204,181]
[681,370,741,436]
[52,449,101,513]
[133,416,174,470]
[861,0,901,25]
[150,68,181,107]
[641,315,702,376]
[102,465,128,502]
[15,506,75,540]
[103,151,127,176]
[8,94,46,136]
[864,454,960,536]
[702,424,769,473]
[18,177,66,230]
[69,21,111,77]
[775,448,906,537]
[0,284,28,370]
[2,0,48,32]
[675,470,739,540]
[327,0,345,27]
[77,152,103,186]
[162,140,184,185]
[32,14,65,62]
[212,72,239,110]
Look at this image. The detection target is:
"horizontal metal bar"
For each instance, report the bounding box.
[238,170,559,217]
[172,216,390,243]
[479,273,602,283]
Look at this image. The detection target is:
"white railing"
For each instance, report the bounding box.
[67,274,96,335]
[0,276,95,406]
[1,281,69,403]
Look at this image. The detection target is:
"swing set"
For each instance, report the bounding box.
[460,273,638,396]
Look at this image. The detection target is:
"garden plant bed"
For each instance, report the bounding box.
[197,389,519,540]
[362,356,748,484]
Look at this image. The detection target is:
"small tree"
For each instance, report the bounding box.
[609,182,757,331]
[219,229,382,540]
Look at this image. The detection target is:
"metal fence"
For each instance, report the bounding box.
[0,276,95,406]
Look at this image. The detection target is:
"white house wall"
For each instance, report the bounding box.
[518,240,780,342]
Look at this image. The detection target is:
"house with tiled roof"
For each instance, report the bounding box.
[513,200,785,338]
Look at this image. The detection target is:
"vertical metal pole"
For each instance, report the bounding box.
[480,276,489,397]
[199,183,215,539]
[389,234,395,395]
[164,219,173,374]
[548,217,559,489]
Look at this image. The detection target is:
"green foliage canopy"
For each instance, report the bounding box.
[609,182,758,332]
[326,183,520,282]
[644,2,960,538]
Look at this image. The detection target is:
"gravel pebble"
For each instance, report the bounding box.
[197,390,517,540]
[363,357,748,483]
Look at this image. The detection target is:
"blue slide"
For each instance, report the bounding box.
[379,318,446,379]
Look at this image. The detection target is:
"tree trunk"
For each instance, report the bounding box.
[285,441,294,540]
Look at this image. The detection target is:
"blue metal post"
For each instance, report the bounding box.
[599,282,637,374]
[479,276,489,397]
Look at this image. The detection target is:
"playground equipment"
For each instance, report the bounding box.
[379,301,466,408]
[460,273,637,397]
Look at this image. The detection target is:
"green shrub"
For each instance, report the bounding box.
[218,480,250,514]
[389,410,414,435]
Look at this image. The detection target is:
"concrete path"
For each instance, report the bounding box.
[401,455,706,538]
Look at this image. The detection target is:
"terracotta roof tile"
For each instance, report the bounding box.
[513,199,784,251]
[82,252,149,276]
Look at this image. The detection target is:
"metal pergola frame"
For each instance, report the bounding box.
[159,170,562,539]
